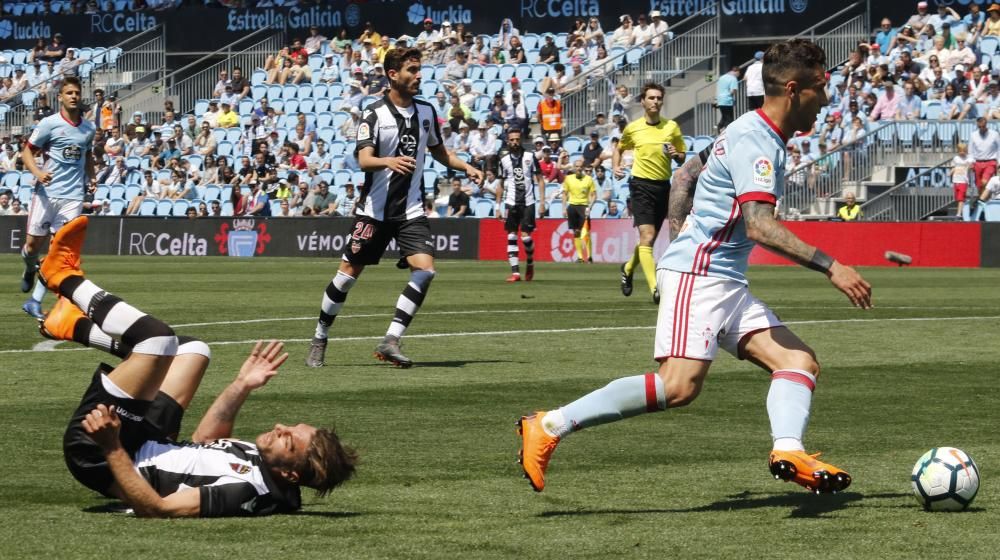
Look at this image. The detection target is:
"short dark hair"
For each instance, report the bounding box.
[59,76,82,93]
[384,47,422,75]
[762,39,827,96]
[640,82,664,99]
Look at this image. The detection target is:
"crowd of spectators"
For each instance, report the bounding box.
[0,33,92,103]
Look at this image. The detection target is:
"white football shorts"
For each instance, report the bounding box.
[26,191,84,237]
[653,269,783,362]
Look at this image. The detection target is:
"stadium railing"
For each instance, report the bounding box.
[90,24,166,103]
[859,158,955,221]
[780,119,970,220]
[691,1,869,136]
[561,4,719,135]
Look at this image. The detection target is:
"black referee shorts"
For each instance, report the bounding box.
[504,203,536,234]
[63,364,184,496]
[566,204,588,231]
[628,176,671,229]
[343,215,434,266]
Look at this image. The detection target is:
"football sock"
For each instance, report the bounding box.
[315,271,356,339]
[31,279,47,303]
[57,276,177,356]
[584,229,592,261]
[521,235,534,267]
[386,269,434,339]
[573,237,584,260]
[638,245,657,294]
[71,316,129,358]
[541,373,666,438]
[623,244,640,275]
[507,233,519,274]
[21,247,38,271]
[767,369,815,452]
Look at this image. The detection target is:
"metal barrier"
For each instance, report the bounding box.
[860,160,954,221]
[561,6,719,135]
[116,26,283,126]
[782,120,973,219]
[691,2,868,136]
[90,24,167,99]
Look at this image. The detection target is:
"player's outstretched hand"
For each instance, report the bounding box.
[238,340,289,390]
[465,165,484,184]
[828,261,872,309]
[82,404,122,451]
[385,156,417,175]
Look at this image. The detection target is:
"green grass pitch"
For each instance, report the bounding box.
[0,257,997,559]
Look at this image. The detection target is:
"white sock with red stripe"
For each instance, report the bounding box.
[767,369,816,452]
[541,373,665,438]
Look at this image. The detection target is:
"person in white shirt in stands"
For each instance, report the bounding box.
[212,69,229,98]
[745,50,765,109]
[611,15,634,48]
[968,116,1000,195]
[895,80,922,120]
[469,121,497,171]
[305,25,327,54]
[631,14,656,47]
[952,142,975,217]
[319,53,339,83]
[650,10,670,48]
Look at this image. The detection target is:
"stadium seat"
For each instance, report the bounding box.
[269,199,283,215]
[921,100,942,120]
[110,185,126,200]
[514,65,532,81]
[109,200,125,216]
[335,169,352,186]
[329,140,348,156]
[351,171,366,185]
[172,200,190,217]
[225,128,242,143]
[317,127,335,144]
[433,65,447,81]
[314,98,332,112]
[693,135,714,152]
[525,93,541,114]
[545,183,561,200]
[531,64,550,81]
[548,200,563,217]
[474,199,494,217]
[423,169,439,193]
[498,64,516,82]
[299,99,315,113]
[555,33,568,48]
[482,65,500,81]
[563,137,583,153]
[217,141,233,157]
[521,79,537,95]
[467,64,483,80]
[139,199,157,216]
[2,173,19,189]
[983,36,999,57]
[94,185,110,200]
[251,68,267,86]
[221,201,234,217]
[590,200,607,218]
[986,201,1000,221]
[285,99,299,114]
[420,80,438,98]
[297,83,313,99]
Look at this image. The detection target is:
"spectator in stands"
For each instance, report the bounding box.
[986,4,1000,36]
[447,94,472,130]
[497,18,520,49]
[288,54,313,85]
[908,2,933,34]
[982,82,1000,118]
[212,69,229,98]
[446,50,470,81]
[417,18,439,44]
[891,24,920,51]
[952,142,975,217]
[308,140,331,170]
[869,76,900,122]
[470,35,489,64]
[59,48,81,79]
[837,193,863,221]
[28,39,46,63]
[895,81,922,120]
[566,35,588,67]
[347,78,365,107]
[454,121,472,152]
[649,10,670,46]
[358,21,382,49]
[0,191,11,216]
[581,132,602,167]
[606,200,623,218]
[611,15,634,47]
[507,36,527,64]
[538,145,564,183]
[873,18,897,53]
[246,182,271,217]
[340,106,361,141]
[336,183,358,217]
[952,83,978,120]
[41,33,66,63]
[632,14,656,47]
[922,35,951,66]
[192,122,215,157]
[590,112,615,138]
[939,82,959,119]
[929,4,961,34]
[949,35,976,69]
[469,121,497,172]
[490,45,507,64]
[360,38,378,64]
[318,53,339,84]
[456,79,479,109]
[480,169,499,200]
[445,177,470,217]
[288,123,312,157]
[305,25,327,54]
[376,36,393,64]
[0,144,18,172]
[229,66,250,100]
[715,65,739,131]
[922,63,946,99]
[969,117,1000,193]
[305,181,337,216]
[537,35,559,64]
[364,63,389,96]
[612,84,636,118]
[217,102,239,128]
[979,173,1000,205]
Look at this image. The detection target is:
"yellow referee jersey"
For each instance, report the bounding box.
[619,117,686,181]
[562,173,596,206]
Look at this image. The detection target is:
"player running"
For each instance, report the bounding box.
[496,129,545,282]
[614,83,687,304]
[19,76,97,319]
[517,40,872,495]
[39,216,357,517]
[306,47,482,368]
[562,159,597,263]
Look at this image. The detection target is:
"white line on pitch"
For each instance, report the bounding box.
[5,314,998,354]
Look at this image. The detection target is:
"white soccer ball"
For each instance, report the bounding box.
[911,447,980,512]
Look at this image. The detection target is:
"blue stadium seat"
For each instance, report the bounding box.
[921,100,942,119]
[545,183,561,200]
[225,128,242,143]
[982,36,999,56]
[335,169,352,185]
[515,65,532,81]
[498,64,516,81]
[109,200,125,215]
[299,99,315,113]
[486,80,504,97]
[531,64,550,81]
[590,200,607,218]
[986,201,1000,221]
[331,111,350,129]
[251,68,267,86]
[555,33,568,48]
[221,201,234,217]
[693,135,713,152]
[110,185,127,200]
[328,83,344,97]
[525,93,541,114]
[139,199,157,216]
[238,98,254,115]
[266,84,282,100]
[297,83,313,99]
[433,65,447,81]
[474,199,494,217]
[202,185,221,201]
[938,122,958,149]
[482,65,500,81]
[172,200,190,217]
[318,126,335,144]
[312,83,328,98]
[467,64,483,80]
[2,172,19,189]
[284,99,299,114]
[217,141,233,157]
[420,80,438,98]
[315,98,331,112]
[547,200,563,217]
[563,136,583,153]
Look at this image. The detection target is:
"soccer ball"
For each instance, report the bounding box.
[911,447,980,511]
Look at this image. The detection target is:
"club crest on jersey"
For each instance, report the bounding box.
[63,144,82,161]
[229,463,251,475]
[357,123,371,141]
[752,157,774,188]
[422,119,430,132]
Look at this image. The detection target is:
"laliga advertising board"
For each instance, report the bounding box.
[479,219,670,263]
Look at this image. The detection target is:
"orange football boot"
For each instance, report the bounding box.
[39,215,88,292]
[517,412,561,492]
[505,273,521,283]
[769,450,852,493]
[39,296,85,341]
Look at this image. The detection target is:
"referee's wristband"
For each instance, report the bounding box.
[806,249,835,274]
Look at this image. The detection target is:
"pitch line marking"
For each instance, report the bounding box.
[5,315,1000,354]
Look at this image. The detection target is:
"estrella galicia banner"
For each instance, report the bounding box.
[0,1,849,51]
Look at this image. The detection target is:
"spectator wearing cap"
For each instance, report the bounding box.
[537,86,563,139]
[347,78,365,108]
[538,35,559,64]
[650,10,670,48]
[359,36,378,64]
[457,78,479,108]
[319,53,340,84]
[212,69,230,98]
[986,4,1000,37]
[745,50,765,109]
[873,18,898,54]
[219,83,239,108]
[982,82,1000,118]
[202,100,221,128]
[895,80,922,120]
[538,144,564,184]
[365,63,389,96]
[337,106,359,141]
[581,132,603,167]
[445,49,469,81]
[869,76,900,122]
[907,2,933,35]
[126,110,150,141]
[469,121,498,172]
[954,82,979,120]
[487,92,508,126]
[969,116,1000,192]
[611,15,635,47]
[417,17,439,45]
[305,25,327,54]
[439,122,460,151]
[951,64,969,93]
[505,89,529,135]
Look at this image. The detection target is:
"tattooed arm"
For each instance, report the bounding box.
[741,200,873,309]
[192,341,289,442]
[667,146,710,240]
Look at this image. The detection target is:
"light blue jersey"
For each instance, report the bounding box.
[28,112,96,201]
[659,109,787,284]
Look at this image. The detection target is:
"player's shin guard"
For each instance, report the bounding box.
[57,276,177,356]
[386,269,435,339]
[767,369,815,452]
[542,373,666,438]
[521,234,534,266]
[315,271,357,339]
[638,245,657,293]
[73,317,129,358]
[21,247,38,270]
[507,233,520,274]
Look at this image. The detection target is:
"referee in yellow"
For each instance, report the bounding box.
[613,82,687,303]
[562,158,597,262]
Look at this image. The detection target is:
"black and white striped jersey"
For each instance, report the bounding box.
[134,438,300,517]
[354,96,442,221]
[498,149,542,206]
